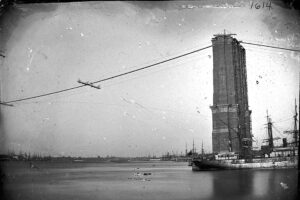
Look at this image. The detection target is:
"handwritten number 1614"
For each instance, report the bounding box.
[251,1,272,10]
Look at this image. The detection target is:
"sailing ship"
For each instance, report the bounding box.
[191,102,299,171]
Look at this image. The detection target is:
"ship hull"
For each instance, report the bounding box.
[192,157,298,171]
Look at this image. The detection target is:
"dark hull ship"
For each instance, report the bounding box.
[192,105,299,171]
[192,153,298,171]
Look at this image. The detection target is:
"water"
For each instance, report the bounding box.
[1,161,298,200]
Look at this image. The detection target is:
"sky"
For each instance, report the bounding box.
[0,1,299,157]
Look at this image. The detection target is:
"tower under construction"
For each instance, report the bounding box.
[210,33,252,155]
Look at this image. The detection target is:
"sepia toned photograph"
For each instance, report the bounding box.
[0,0,299,199]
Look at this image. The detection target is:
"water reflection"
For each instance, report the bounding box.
[211,170,253,199]
[210,169,298,200]
[188,172,214,199]
[2,161,298,200]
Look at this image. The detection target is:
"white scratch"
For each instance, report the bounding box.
[129,99,136,104]
[26,47,37,71]
[187,5,197,9]
[280,182,288,190]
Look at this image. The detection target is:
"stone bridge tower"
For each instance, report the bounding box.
[211,34,252,155]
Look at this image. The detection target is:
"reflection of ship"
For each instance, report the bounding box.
[191,33,298,171]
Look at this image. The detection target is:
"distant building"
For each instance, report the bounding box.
[210,34,252,155]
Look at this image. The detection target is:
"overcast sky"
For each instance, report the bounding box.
[0,1,299,157]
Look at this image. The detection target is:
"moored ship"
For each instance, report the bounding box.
[192,104,299,171]
[192,150,298,171]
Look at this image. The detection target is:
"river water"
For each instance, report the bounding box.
[1,161,299,200]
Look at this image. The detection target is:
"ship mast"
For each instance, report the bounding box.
[298,74,300,170]
[284,99,299,146]
[293,99,298,146]
[185,143,188,156]
[201,140,204,156]
[192,139,195,154]
[266,110,274,149]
